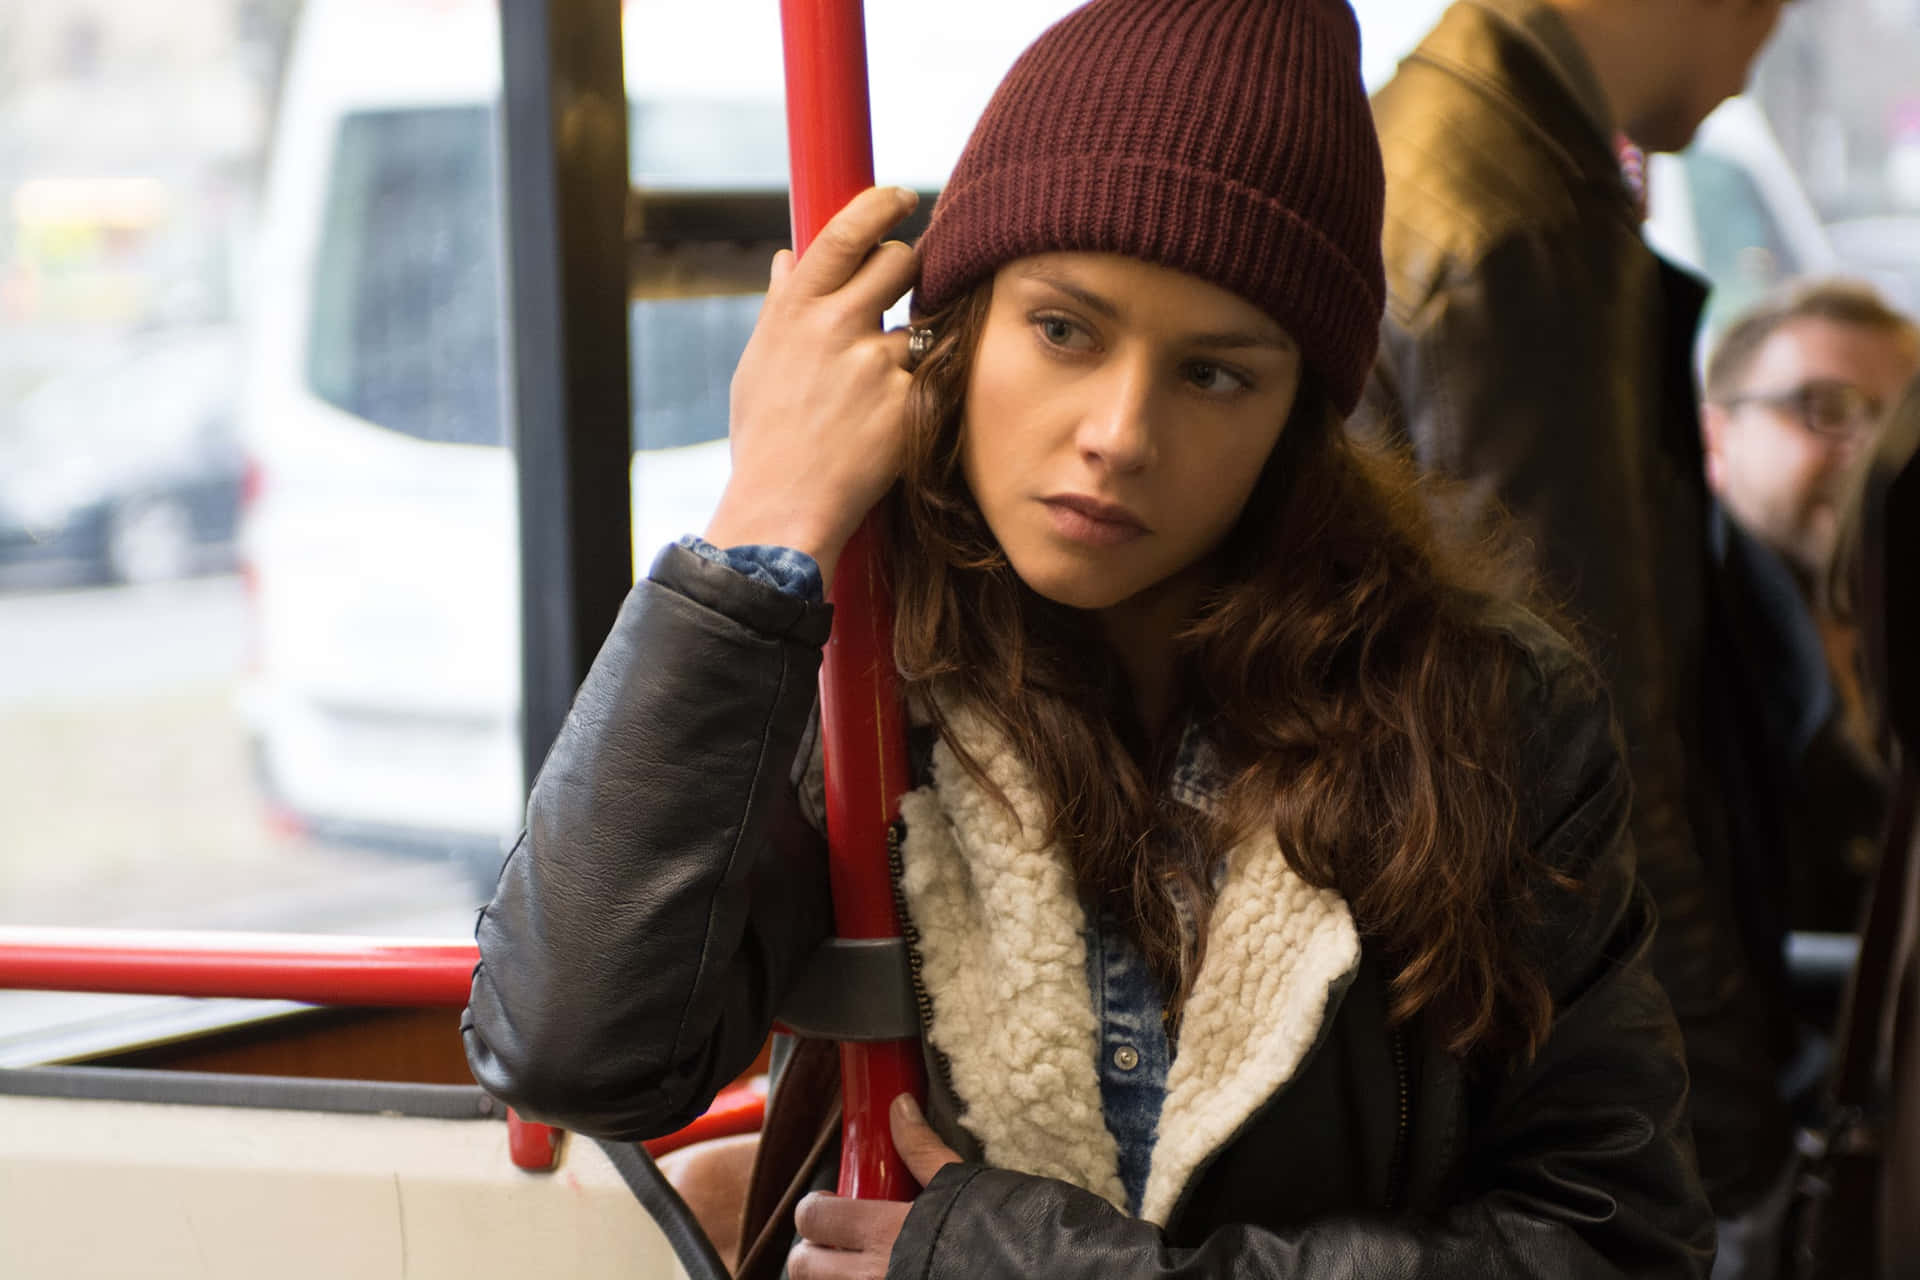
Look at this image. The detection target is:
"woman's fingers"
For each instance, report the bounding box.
[768,247,796,291]
[792,1192,905,1252]
[879,326,913,371]
[792,1193,849,1250]
[788,1240,887,1280]
[708,187,921,580]
[889,1094,962,1188]
[787,186,920,299]
[839,239,921,317]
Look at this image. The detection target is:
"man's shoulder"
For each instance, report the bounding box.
[1379,71,1567,201]
[1372,8,1633,308]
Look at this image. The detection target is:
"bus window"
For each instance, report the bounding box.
[1684,148,1801,332]
[631,295,755,453]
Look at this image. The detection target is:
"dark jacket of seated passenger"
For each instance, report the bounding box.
[1709,502,1886,944]
[463,542,1716,1279]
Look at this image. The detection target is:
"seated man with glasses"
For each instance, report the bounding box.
[1702,279,1919,944]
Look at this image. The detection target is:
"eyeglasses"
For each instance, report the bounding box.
[1717,378,1885,440]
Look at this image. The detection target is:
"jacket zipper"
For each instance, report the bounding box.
[888,819,955,1103]
[1385,1023,1412,1212]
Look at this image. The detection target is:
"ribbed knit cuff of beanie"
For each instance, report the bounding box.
[913,0,1387,416]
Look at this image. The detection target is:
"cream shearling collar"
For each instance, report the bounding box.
[895,709,1361,1226]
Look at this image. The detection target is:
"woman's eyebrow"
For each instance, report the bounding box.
[1180,328,1294,352]
[1017,268,1122,320]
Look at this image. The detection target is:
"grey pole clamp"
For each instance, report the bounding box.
[775,937,921,1042]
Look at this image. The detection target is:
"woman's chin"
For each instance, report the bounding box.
[1006,552,1146,612]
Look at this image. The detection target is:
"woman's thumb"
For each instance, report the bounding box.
[890,1093,961,1187]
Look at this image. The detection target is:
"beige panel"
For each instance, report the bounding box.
[0,1095,692,1280]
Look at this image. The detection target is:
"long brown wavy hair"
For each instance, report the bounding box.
[886,281,1569,1060]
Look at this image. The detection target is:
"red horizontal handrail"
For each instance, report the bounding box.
[0,927,479,1006]
[642,1080,769,1158]
[0,927,767,1164]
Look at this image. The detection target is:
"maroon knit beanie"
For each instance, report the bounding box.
[915,0,1386,415]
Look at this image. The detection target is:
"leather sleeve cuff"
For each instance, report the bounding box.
[886,1165,1157,1280]
[887,1164,989,1280]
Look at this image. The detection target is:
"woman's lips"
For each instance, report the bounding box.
[1041,494,1150,547]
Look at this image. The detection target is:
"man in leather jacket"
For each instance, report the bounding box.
[1355,0,1794,1229]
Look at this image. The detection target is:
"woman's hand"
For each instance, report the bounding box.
[788,1094,962,1280]
[705,185,922,591]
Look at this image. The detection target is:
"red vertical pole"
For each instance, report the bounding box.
[778,0,926,1203]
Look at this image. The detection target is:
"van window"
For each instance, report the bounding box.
[308,104,748,454]
[308,105,505,448]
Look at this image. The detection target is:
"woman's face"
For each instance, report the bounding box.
[961,252,1302,613]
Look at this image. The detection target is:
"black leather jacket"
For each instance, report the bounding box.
[1356,0,1791,1214]
[464,544,1714,1278]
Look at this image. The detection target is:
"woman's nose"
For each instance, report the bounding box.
[1074,360,1158,473]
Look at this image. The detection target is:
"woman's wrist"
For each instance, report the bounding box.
[703,491,848,591]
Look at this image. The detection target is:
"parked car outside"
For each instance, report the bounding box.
[0,325,243,589]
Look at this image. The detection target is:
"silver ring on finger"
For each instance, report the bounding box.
[905,325,935,371]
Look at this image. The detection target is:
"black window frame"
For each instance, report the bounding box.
[499,0,635,782]
[497,0,933,776]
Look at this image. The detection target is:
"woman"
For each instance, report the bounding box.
[463,0,1715,1275]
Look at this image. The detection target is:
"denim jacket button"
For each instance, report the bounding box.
[1112,1044,1140,1071]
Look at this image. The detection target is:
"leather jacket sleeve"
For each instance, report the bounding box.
[886,634,1715,1280]
[1364,228,1786,1210]
[462,542,834,1140]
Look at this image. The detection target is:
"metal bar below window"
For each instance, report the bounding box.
[625,187,936,247]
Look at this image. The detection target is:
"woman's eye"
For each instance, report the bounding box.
[1185,360,1248,394]
[1035,315,1090,349]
